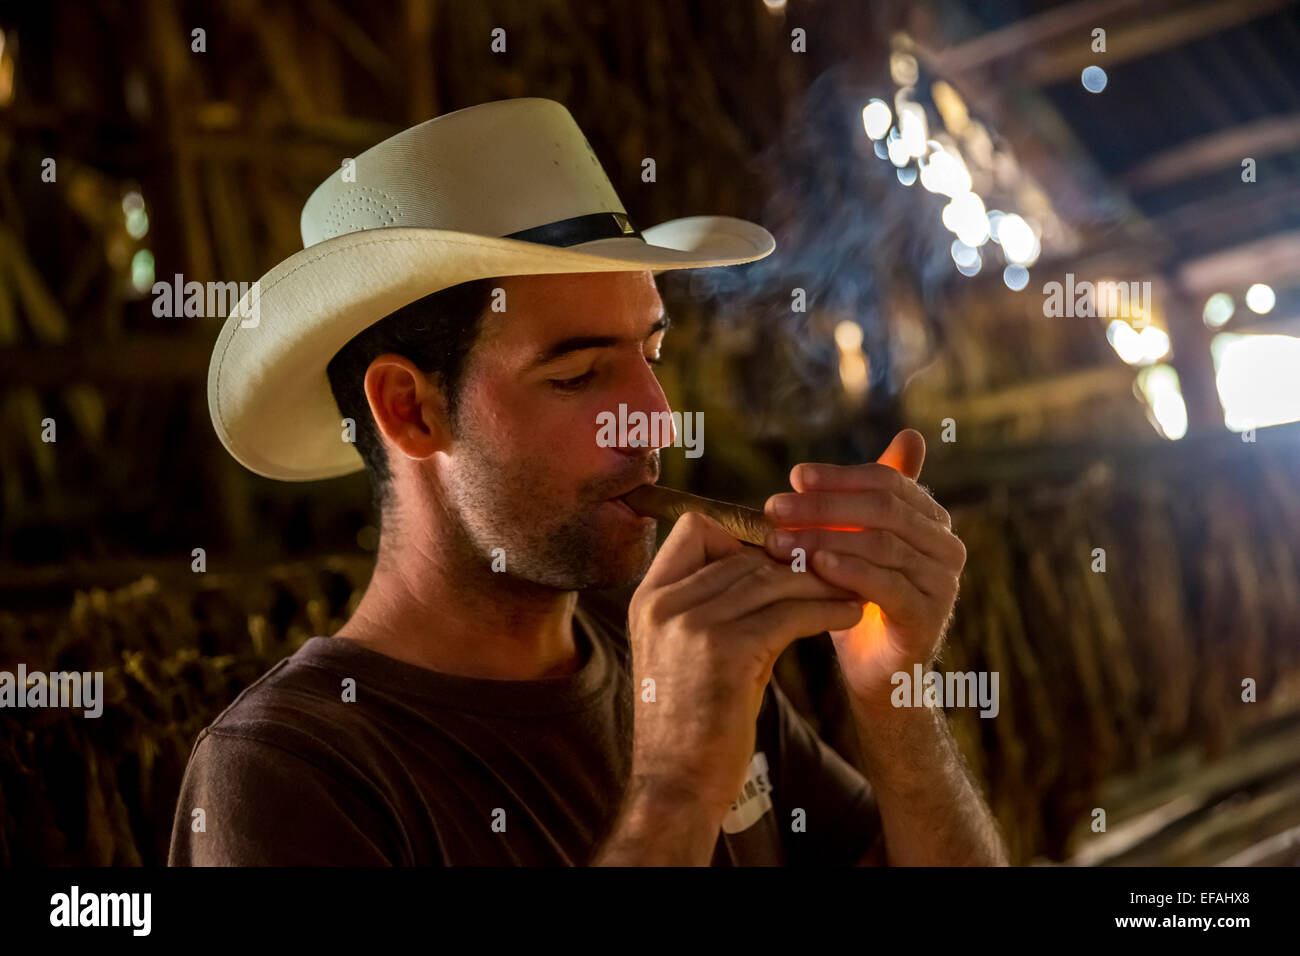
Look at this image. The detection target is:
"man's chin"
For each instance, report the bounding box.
[506,509,656,591]
[583,512,657,588]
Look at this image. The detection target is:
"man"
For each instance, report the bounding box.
[171,98,1006,866]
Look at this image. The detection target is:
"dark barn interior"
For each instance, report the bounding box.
[1,0,1299,867]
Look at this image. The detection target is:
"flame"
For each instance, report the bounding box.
[844,601,887,645]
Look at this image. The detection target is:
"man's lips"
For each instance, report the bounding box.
[601,479,658,520]
[604,477,658,503]
[606,497,642,519]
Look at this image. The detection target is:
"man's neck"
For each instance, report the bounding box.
[334,536,582,682]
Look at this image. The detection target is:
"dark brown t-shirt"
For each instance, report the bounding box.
[168,590,882,865]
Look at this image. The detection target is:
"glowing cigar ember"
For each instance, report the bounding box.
[621,484,771,546]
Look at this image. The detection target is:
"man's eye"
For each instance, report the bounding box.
[549,370,596,392]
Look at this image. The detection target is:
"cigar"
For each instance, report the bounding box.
[621,484,771,546]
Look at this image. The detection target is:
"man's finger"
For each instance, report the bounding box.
[788,461,951,528]
[734,598,867,661]
[653,547,770,615]
[763,489,956,562]
[702,556,860,625]
[876,428,926,480]
[812,550,932,627]
[763,527,956,598]
[638,511,745,590]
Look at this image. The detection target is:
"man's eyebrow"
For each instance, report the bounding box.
[528,314,671,368]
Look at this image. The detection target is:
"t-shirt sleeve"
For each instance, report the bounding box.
[762,679,884,865]
[168,730,404,866]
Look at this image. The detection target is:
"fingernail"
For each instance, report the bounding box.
[771,530,794,551]
[819,551,838,569]
[771,496,795,516]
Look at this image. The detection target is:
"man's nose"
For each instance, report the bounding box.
[618,359,676,453]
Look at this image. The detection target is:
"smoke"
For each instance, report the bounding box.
[670,63,955,408]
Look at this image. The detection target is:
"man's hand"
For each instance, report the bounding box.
[595,511,865,864]
[623,512,863,820]
[758,431,1005,865]
[761,429,967,711]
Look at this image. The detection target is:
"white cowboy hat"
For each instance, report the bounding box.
[207,97,775,481]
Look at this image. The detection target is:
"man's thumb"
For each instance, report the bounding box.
[877,428,926,480]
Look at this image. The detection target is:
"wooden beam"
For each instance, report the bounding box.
[1177,229,1300,293]
[405,0,438,125]
[1021,0,1295,87]
[1152,178,1300,244]
[935,0,1149,75]
[939,0,1294,88]
[308,0,395,88]
[1068,706,1300,865]
[0,335,216,386]
[146,0,215,281]
[178,132,386,164]
[1219,822,1300,865]
[907,364,1137,424]
[924,420,1300,500]
[1161,279,1224,431]
[245,3,318,121]
[0,554,375,598]
[205,162,258,281]
[1227,311,1300,337]
[0,226,70,343]
[1121,113,1300,191]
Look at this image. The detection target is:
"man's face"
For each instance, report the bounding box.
[436,271,670,590]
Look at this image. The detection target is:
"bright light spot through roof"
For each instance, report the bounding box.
[862,100,892,140]
[1202,293,1235,328]
[1212,333,1300,431]
[919,147,972,197]
[987,209,1004,242]
[942,191,989,246]
[1245,283,1276,315]
[131,249,155,294]
[998,214,1037,265]
[897,102,928,158]
[956,251,982,277]
[951,239,979,268]
[1003,264,1029,291]
[1108,321,1170,366]
[125,207,149,239]
[886,131,910,167]
[1081,66,1108,93]
[1135,364,1187,440]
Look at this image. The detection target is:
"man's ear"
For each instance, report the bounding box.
[363,353,451,462]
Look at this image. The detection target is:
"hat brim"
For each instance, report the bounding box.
[208,215,774,481]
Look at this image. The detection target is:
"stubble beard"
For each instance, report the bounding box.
[442,431,657,591]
